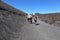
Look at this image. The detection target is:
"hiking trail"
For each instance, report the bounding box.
[19,19,60,40]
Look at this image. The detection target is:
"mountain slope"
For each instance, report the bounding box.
[0,1,27,40]
[36,13,60,27]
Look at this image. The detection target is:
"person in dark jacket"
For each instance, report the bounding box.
[27,14,33,24]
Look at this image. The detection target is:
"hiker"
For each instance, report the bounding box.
[33,15,38,23]
[26,14,33,24]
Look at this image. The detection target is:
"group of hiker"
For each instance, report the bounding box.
[26,14,38,24]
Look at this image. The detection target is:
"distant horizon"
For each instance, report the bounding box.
[2,0,60,14]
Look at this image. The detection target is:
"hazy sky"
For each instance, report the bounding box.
[2,0,60,14]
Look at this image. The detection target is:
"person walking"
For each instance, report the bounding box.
[33,15,38,23]
[26,14,33,24]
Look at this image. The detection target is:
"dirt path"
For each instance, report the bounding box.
[19,19,60,40]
